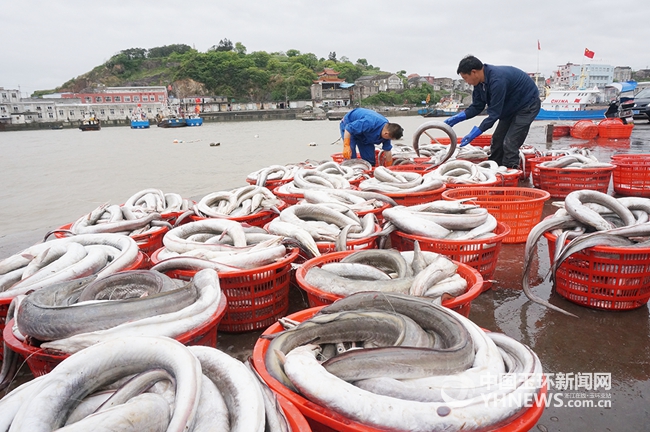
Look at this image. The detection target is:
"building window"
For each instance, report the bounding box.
[81,111,85,116]
[11,93,17,99]
[133,96,140,102]
[110,109,115,114]
[58,110,64,116]
[70,110,75,116]
[158,95,164,101]
[1,93,6,98]
[36,106,42,111]
[105,96,112,102]
[115,96,121,102]
[85,97,91,103]
[125,96,131,102]
[48,113,54,118]
[38,113,43,118]
[142,96,149,101]
[95,97,102,103]
[147,108,152,113]
[120,109,124,114]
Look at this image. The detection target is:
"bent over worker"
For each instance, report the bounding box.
[444,55,541,169]
[339,108,403,166]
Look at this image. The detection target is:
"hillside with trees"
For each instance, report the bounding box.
[37,39,445,106]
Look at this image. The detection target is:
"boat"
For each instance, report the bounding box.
[535,86,608,121]
[79,116,101,131]
[157,117,187,128]
[185,116,203,127]
[326,110,349,121]
[418,98,462,117]
[130,105,150,129]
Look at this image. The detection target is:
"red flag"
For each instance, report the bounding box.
[537,40,541,51]
[584,48,595,59]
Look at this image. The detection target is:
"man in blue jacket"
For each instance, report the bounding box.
[340,108,403,166]
[444,55,541,169]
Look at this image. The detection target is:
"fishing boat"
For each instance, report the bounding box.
[79,116,101,131]
[535,86,608,121]
[185,115,203,127]
[130,105,150,129]
[418,98,462,117]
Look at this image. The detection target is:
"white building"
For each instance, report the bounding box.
[553,63,614,89]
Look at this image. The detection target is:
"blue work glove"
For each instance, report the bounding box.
[444,111,467,127]
[460,126,482,147]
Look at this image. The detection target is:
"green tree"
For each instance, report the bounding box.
[234,42,247,55]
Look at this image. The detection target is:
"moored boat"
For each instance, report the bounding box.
[130,105,150,129]
[535,86,607,121]
[157,117,187,128]
[185,116,203,127]
[79,117,101,131]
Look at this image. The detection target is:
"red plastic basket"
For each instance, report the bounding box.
[442,187,550,244]
[55,223,168,257]
[552,125,571,138]
[444,178,500,189]
[294,250,483,317]
[544,231,650,310]
[189,200,286,228]
[251,306,547,432]
[429,134,492,147]
[2,293,228,376]
[331,149,381,166]
[389,222,510,291]
[276,393,313,431]
[520,152,541,180]
[386,164,432,173]
[537,165,614,199]
[151,248,299,332]
[611,154,650,197]
[598,119,634,139]
[527,156,559,188]
[380,184,446,206]
[494,170,523,187]
[570,120,599,139]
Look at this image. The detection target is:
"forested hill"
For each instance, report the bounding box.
[38,40,439,105]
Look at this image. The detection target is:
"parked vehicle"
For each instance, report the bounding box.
[631,86,650,122]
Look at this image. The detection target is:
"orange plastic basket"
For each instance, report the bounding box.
[494,170,523,187]
[429,134,492,147]
[611,154,650,197]
[294,250,483,317]
[276,393,313,431]
[189,200,286,228]
[2,293,228,376]
[570,120,599,139]
[527,156,559,188]
[444,178,500,189]
[442,187,550,244]
[152,248,299,332]
[251,306,547,432]
[544,231,650,311]
[386,164,433,173]
[379,184,446,206]
[55,223,168,257]
[552,125,571,138]
[520,152,541,181]
[389,222,510,291]
[537,165,615,199]
[598,118,634,139]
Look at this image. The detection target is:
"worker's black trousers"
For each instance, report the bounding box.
[488,98,541,169]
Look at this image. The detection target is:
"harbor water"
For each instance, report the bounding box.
[1,115,650,431]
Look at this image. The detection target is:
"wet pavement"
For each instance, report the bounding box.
[2,119,650,431]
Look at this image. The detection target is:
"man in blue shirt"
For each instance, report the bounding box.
[340,108,403,166]
[445,55,541,169]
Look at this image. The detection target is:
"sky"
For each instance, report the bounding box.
[1,0,648,97]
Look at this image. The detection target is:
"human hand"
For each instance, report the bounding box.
[443,111,467,127]
[343,137,352,159]
[383,152,393,167]
[460,126,482,147]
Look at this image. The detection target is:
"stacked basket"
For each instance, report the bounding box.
[611,154,650,197]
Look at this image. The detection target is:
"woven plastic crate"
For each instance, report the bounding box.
[389,222,510,291]
[429,134,492,147]
[276,393,313,431]
[2,293,228,376]
[544,231,650,311]
[520,152,541,181]
[189,200,286,229]
[294,250,483,317]
[552,125,571,138]
[528,156,559,188]
[442,187,550,244]
[153,248,299,333]
[444,178,500,189]
[494,169,523,187]
[537,165,615,199]
[611,154,650,197]
[598,119,634,139]
[387,164,432,173]
[380,184,446,206]
[55,223,168,257]
[251,307,547,432]
[570,120,599,139]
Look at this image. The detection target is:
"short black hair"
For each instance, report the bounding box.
[457,55,484,75]
[386,123,403,140]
